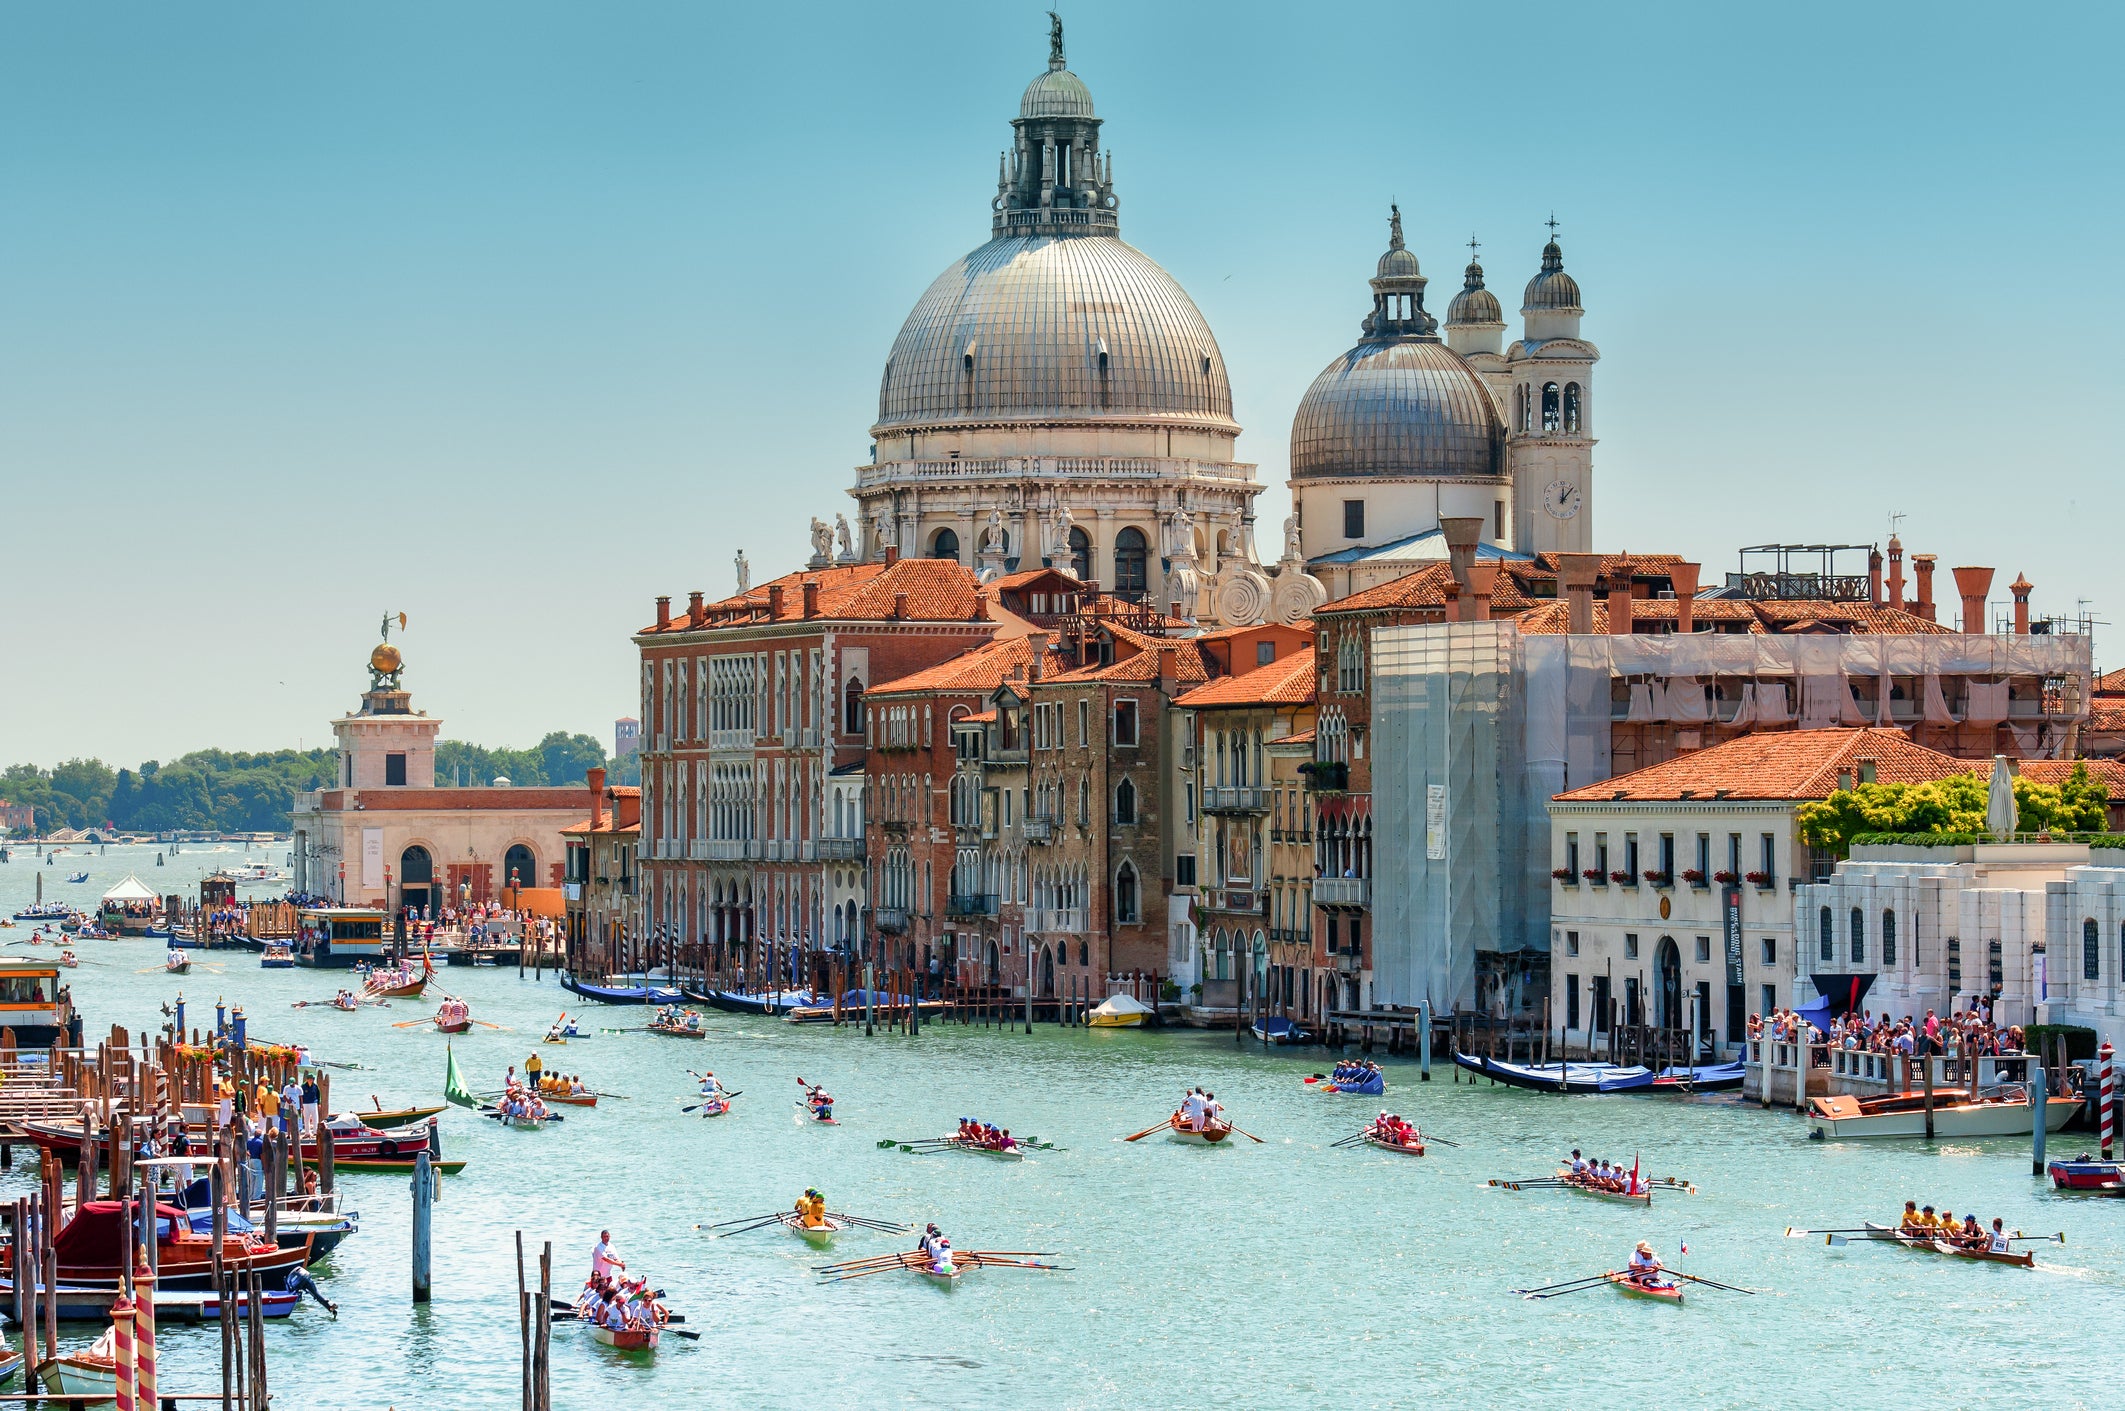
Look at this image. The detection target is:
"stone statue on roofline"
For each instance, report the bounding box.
[808,516,834,569]
[1281,512,1304,566]
[1048,497,1077,561]
[873,511,897,560]
[977,508,1009,585]
[834,514,855,565]
[734,550,751,594]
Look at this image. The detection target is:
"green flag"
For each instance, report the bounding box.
[444,1043,477,1108]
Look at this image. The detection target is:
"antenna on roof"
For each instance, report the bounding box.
[1888,510,1906,539]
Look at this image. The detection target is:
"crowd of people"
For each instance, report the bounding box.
[1896,1201,2017,1254]
[952,1118,1017,1152]
[497,1082,550,1123]
[1563,1149,1645,1196]
[1751,1004,2028,1062]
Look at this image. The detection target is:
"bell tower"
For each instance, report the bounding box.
[1506,227,1598,554]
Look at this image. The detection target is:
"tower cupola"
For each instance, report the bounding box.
[1444,242,1505,357]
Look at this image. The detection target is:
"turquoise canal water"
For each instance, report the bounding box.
[3,844,2121,1409]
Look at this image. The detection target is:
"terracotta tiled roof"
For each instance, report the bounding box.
[1045,641,1210,687]
[1274,728,1317,745]
[1513,597,1954,636]
[643,559,986,632]
[2091,668,2125,695]
[869,635,1067,697]
[2086,702,2125,730]
[1747,601,1954,635]
[2015,759,2125,795]
[1175,648,1316,709]
[1320,562,1543,617]
[1553,728,1973,803]
[1530,552,1688,575]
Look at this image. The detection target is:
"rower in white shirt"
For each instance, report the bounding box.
[1178,1089,1205,1130]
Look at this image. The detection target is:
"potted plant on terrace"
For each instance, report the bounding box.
[1552,868,1577,883]
[1582,868,1607,885]
[1711,869,1740,886]
[1745,870,1776,888]
[1682,868,1708,887]
[1642,869,1673,888]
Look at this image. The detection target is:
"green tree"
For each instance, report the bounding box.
[1798,767,2110,855]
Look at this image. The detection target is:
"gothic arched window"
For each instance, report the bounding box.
[1563,382,1582,433]
[1541,383,1561,433]
[1114,776,1137,826]
[1113,527,1149,598]
[1818,906,1833,962]
[842,678,864,736]
[930,527,960,562]
[2086,917,2101,981]
[1850,907,1865,964]
[1068,526,1092,582]
[1882,909,1897,967]
[1115,861,1139,924]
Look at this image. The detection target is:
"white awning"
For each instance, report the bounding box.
[101,875,159,903]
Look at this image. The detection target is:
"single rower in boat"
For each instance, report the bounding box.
[1612,1241,1683,1303]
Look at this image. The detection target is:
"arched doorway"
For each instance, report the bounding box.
[1039,945,1056,997]
[400,845,433,917]
[504,844,536,893]
[1655,936,1683,1031]
[1067,526,1092,581]
[986,940,1000,986]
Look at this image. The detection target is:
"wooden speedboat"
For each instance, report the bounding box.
[1605,1270,1683,1304]
[331,1156,468,1175]
[1166,1118,1233,1145]
[351,1103,448,1130]
[591,1324,660,1352]
[780,1212,841,1247]
[1362,1131,1426,1157]
[1807,1090,2080,1139]
[21,1114,431,1167]
[1551,1169,1652,1206]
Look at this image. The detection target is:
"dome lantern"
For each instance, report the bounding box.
[1520,220,1585,341]
[1444,237,1505,358]
[1361,204,1435,340]
[995,13,1118,238]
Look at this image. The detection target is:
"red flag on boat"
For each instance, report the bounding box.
[1630,1153,1640,1195]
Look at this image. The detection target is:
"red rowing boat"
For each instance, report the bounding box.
[1605,1270,1683,1304]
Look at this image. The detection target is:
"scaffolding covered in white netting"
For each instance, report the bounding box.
[1370,622,2090,1012]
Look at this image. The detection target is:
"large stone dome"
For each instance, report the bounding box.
[873,234,1235,435]
[1290,338,1504,481]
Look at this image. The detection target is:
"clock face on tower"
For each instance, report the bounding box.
[1542,480,1582,520]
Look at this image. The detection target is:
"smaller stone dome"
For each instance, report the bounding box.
[1022,66,1094,118]
[1522,240,1582,312]
[1446,261,1502,326]
[1376,245,1422,281]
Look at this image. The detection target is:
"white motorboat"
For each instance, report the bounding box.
[1807,1090,2081,1139]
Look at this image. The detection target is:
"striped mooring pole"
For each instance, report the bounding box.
[2101,1041,2115,1161]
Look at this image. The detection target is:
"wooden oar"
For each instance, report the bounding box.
[1224,1124,1266,1144]
[390,1017,433,1028]
[1512,1273,1615,1300]
[962,1255,1071,1271]
[1669,1269,1756,1294]
[2010,1231,2066,1245]
[1784,1226,1892,1237]
[1123,1116,1176,1142]
[1508,1271,1612,1295]
[1329,1131,1370,1148]
[680,1091,740,1114]
[699,1212,786,1230]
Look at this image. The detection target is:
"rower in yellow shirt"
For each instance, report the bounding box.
[792,1188,827,1229]
[1897,1201,1931,1235]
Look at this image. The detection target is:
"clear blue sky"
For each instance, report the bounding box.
[2,1,2116,767]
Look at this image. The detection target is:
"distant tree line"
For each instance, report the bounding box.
[1,731,622,835]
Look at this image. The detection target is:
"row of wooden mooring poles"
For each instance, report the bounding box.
[0,999,387,1408]
[515,1234,553,1411]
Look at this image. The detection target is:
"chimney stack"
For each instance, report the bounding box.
[1607,559,1635,636]
[1026,629,1052,681]
[884,544,901,566]
[1440,517,1484,622]
[766,584,786,619]
[2010,573,2033,634]
[1669,562,1701,634]
[973,594,991,622]
[801,579,821,618]
[1556,553,1603,635]
[1912,555,1937,621]
[1868,549,1884,606]
[654,595,671,630]
[586,766,606,825]
[892,591,909,621]
[687,590,705,628]
[1464,562,1498,621]
[1886,536,1906,609]
[1952,565,1994,635]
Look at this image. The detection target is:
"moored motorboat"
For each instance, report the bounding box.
[1605,1270,1683,1304]
[2048,1157,2125,1192]
[260,943,294,969]
[1807,1091,2080,1139]
[41,1349,114,1398]
[349,1103,448,1130]
[1086,994,1155,1028]
[1250,1015,1310,1044]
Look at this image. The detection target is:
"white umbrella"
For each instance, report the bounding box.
[1985,755,2019,838]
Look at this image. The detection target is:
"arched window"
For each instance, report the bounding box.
[1067,526,1092,582]
[1078,940,1089,967]
[1114,777,1137,826]
[2086,917,2101,981]
[931,527,960,562]
[1077,777,1090,827]
[1881,910,1897,967]
[1514,384,1529,433]
[1113,526,1149,599]
[1819,906,1833,962]
[1850,907,1865,964]
[842,678,864,735]
[1115,862,1138,924]
[504,844,536,892]
[1563,382,1582,433]
[1541,382,1561,433]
